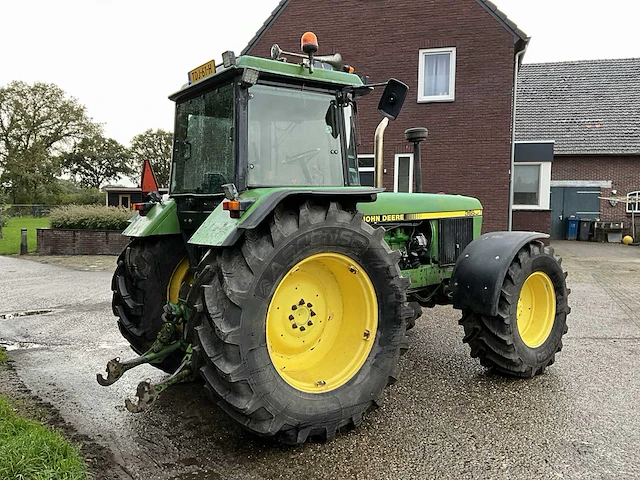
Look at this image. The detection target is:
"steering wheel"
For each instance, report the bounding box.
[283,148,321,165]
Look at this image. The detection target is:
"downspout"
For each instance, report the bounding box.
[508,41,529,231]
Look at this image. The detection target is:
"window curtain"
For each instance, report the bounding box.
[424,53,451,97]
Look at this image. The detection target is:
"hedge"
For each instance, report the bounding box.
[50,205,133,231]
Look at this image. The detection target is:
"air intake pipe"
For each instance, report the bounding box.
[374,118,389,188]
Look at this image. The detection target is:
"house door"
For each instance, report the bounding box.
[119,194,131,209]
[550,187,601,239]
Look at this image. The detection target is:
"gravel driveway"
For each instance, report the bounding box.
[1,241,639,479]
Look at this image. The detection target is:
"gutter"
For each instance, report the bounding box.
[508,40,529,231]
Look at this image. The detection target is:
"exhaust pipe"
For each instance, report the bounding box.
[374,117,389,188]
[405,127,429,194]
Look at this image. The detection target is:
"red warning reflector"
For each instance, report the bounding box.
[140,159,159,195]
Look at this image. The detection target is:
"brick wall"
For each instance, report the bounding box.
[552,155,640,235]
[247,0,519,232]
[512,210,552,234]
[37,229,129,255]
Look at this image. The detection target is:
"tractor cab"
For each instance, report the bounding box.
[166,34,406,230]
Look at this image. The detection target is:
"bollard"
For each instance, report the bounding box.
[20,228,28,255]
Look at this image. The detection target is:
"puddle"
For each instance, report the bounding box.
[0,309,53,320]
[0,340,46,351]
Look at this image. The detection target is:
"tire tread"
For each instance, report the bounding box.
[194,201,408,444]
[460,241,570,378]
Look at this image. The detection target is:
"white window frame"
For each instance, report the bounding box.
[357,154,375,186]
[627,191,640,213]
[394,153,414,193]
[418,47,456,103]
[512,162,551,210]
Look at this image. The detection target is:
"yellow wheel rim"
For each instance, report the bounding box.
[266,253,378,393]
[516,271,556,348]
[167,257,193,303]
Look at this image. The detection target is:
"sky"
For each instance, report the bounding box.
[2,0,639,147]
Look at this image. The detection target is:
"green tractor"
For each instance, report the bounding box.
[98,33,570,444]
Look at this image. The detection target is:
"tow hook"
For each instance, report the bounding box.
[125,345,194,413]
[96,342,182,386]
[97,302,186,386]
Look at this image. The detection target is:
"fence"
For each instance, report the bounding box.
[1,204,55,218]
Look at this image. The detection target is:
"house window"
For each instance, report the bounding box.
[514,165,540,205]
[394,153,414,193]
[358,154,375,187]
[627,191,640,213]
[418,47,456,103]
[513,162,552,210]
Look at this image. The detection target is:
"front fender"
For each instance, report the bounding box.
[450,231,550,317]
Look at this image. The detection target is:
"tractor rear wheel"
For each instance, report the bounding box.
[193,201,409,444]
[460,241,570,377]
[112,235,193,372]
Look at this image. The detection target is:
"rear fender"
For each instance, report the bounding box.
[188,187,381,247]
[122,199,180,237]
[450,231,550,316]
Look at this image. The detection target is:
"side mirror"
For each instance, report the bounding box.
[378,79,408,121]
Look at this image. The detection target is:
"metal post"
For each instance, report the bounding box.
[20,228,28,255]
[0,207,3,239]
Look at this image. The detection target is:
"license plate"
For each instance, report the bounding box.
[189,60,216,84]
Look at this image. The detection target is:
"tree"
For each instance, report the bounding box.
[0,81,91,203]
[129,129,172,187]
[63,133,132,188]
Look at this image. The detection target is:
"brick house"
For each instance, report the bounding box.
[243,0,529,232]
[516,58,640,239]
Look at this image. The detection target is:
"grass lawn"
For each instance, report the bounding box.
[0,350,87,479]
[0,217,50,255]
[0,396,88,479]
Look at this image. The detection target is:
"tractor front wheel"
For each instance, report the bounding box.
[112,235,192,372]
[460,241,570,377]
[193,201,409,444]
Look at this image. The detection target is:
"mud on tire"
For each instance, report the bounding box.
[193,201,410,444]
[460,241,570,377]
[112,235,187,373]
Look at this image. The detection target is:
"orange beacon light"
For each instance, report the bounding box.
[301,32,318,54]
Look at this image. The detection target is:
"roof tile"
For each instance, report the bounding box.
[516,58,640,155]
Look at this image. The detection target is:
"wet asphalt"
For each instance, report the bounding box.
[1,241,639,479]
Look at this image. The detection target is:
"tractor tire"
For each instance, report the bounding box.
[193,201,410,444]
[112,235,192,373]
[460,241,570,377]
